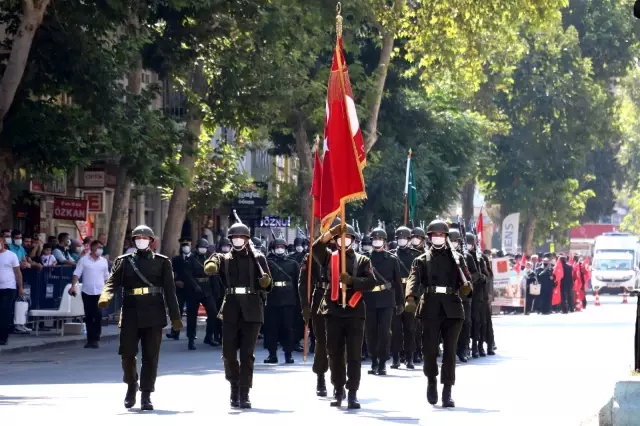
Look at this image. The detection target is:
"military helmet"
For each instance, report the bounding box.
[228,223,251,238]
[197,238,209,248]
[361,235,372,245]
[274,237,287,247]
[293,237,304,246]
[426,220,449,235]
[449,229,461,241]
[465,233,477,245]
[132,225,155,240]
[331,216,342,227]
[370,227,387,240]
[219,237,231,246]
[334,224,357,238]
[411,227,426,238]
[251,236,262,247]
[395,226,412,239]
[388,241,398,250]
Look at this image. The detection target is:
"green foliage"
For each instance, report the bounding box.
[621,179,640,235]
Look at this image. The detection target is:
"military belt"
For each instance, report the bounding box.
[272,281,290,287]
[401,278,408,284]
[371,284,388,292]
[125,287,163,296]
[196,278,209,283]
[425,286,456,295]
[226,287,254,295]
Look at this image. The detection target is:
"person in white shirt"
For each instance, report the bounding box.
[0,238,24,345]
[70,240,109,348]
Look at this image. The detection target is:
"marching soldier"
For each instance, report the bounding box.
[292,236,306,264]
[360,235,373,255]
[204,223,272,409]
[390,226,421,369]
[450,228,472,362]
[166,237,191,340]
[313,223,377,409]
[299,248,329,396]
[365,227,404,375]
[405,220,471,408]
[98,225,182,411]
[480,249,496,355]
[466,233,487,358]
[264,237,300,364]
[410,226,427,360]
[183,238,219,350]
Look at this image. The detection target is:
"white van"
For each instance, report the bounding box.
[591,232,640,293]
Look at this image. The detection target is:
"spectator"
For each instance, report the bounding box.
[53,233,76,266]
[97,233,109,260]
[0,236,24,345]
[69,240,109,348]
[40,244,57,267]
[47,235,58,247]
[70,239,84,261]
[9,229,40,270]
[1,229,11,245]
[23,235,43,264]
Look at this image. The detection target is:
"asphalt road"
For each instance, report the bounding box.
[0,294,635,425]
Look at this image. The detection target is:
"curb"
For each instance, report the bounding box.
[0,332,121,356]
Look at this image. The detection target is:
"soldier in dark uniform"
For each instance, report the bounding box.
[292,236,306,264]
[480,249,496,355]
[264,237,300,364]
[299,248,329,397]
[183,238,218,350]
[98,225,182,411]
[210,238,231,345]
[360,235,373,255]
[410,226,427,361]
[390,226,421,369]
[411,227,427,251]
[449,228,472,363]
[166,237,191,340]
[313,223,377,409]
[466,233,488,358]
[203,223,272,409]
[405,220,471,408]
[290,237,306,351]
[365,227,404,375]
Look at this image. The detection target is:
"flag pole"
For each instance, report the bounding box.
[403,149,411,226]
[340,206,347,308]
[303,137,319,362]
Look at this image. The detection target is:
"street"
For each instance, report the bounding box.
[0,294,635,426]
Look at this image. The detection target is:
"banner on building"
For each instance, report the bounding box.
[29,174,67,196]
[53,198,88,221]
[82,191,105,213]
[501,213,520,254]
[491,257,525,308]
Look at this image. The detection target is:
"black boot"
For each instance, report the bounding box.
[203,335,219,347]
[390,354,400,369]
[471,341,479,359]
[230,384,240,408]
[309,341,315,353]
[165,330,180,340]
[285,353,295,364]
[140,392,153,411]
[124,383,138,409]
[316,374,328,397]
[413,352,422,365]
[457,349,468,363]
[330,387,345,407]
[442,384,455,408]
[478,343,486,357]
[188,338,196,350]
[239,388,251,409]
[368,358,378,375]
[406,358,415,369]
[426,378,438,405]
[263,354,278,364]
[377,360,387,376]
[347,390,361,409]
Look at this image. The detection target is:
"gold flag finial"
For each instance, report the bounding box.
[336,2,343,38]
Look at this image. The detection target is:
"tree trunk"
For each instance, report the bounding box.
[522,215,537,255]
[364,30,394,154]
[293,113,313,229]
[0,150,15,226]
[161,117,202,257]
[107,166,132,256]
[461,180,475,223]
[161,64,207,258]
[0,0,51,122]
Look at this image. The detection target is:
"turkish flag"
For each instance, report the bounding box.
[319,35,367,231]
[476,211,484,251]
[311,148,322,219]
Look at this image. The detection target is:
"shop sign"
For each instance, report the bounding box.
[29,174,67,195]
[53,198,88,221]
[83,170,105,187]
[258,216,291,228]
[82,191,105,213]
[233,182,268,208]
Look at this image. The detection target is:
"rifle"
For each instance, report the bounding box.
[232,209,266,277]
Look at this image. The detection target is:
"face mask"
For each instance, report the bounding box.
[451,242,459,249]
[397,238,408,247]
[303,245,309,251]
[362,245,372,252]
[13,239,22,246]
[198,248,207,254]
[76,247,83,253]
[336,237,352,248]
[221,246,230,253]
[232,238,245,249]
[181,246,191,254]
[135,239,151,250]
[96,248,104,256]
[411,237,421,246]
[295,246,303,253]
[372,240,384,249]
[468,244,475,250]
[431,237,445,246]
[275,248,286,255]
[353,243,359,251]
[4,237,12,244]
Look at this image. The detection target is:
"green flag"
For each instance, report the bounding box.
[405,151,417,222]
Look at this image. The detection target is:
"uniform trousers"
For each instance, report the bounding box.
[325,316,365,391]
[391,311,416,356]
[222,316,261,389]
[81,293,102,343]
[119,326,163,392]
[186,293,217,339]
[264,305,295,355]
[311,311,328,374]
[365,307,393,361]
[484,301,494,347]
[472,296,487,343]
[457,300,472,353]
[421,317,463,385]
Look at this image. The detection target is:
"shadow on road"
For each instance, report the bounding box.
[117,409,195,416]
[0,395,51,406]
[227,407,295,415]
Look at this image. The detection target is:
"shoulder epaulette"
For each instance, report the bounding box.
[116,253,134,260]
[155,253,168,259]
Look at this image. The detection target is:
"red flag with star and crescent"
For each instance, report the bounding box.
[319,33,367,232]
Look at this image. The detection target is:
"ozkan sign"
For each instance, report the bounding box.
[53,198,88,221]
